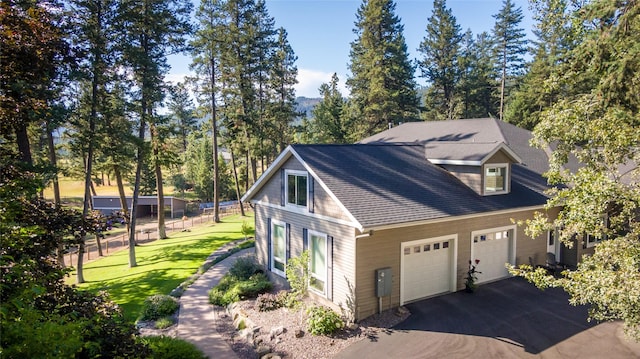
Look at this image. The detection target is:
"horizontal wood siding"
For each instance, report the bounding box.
[442,165,482,194]
[254,204,356,313]
[254,205,269,268]
[252,156,352,222]
[486,150,513,164]
[354,207,554,320]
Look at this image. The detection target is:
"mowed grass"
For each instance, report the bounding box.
[67,214,254,322]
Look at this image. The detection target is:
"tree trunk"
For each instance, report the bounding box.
[90,179,97,197]
[114,165,130,233]
[211,57,220,223]
[128,108,145,267]
[150,121,167,239]
[499,39,507,121]
[15,123,33,165]
[230,148,245,216]
[46,122,66,267]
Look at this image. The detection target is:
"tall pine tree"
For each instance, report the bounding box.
[117,0,192,264]
[505,0,578,129]
[347,0,418,137]
[492,0,527,121]
[418,0,463,121]
[304,73,351,144]
[267,27,298,155]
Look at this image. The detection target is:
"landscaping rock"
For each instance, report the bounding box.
[256,344,271,357]
[269,325,285,340]
[261,354,281,359]
[294,329,304,338]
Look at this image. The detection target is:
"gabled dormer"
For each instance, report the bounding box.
[426,142,521,196]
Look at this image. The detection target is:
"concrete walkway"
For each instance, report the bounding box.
[177,243,254,359]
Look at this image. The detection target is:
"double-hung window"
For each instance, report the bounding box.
[309,230,327,295]
[271,220,286,276]
[484,164,508,194]
[286,170,308,207]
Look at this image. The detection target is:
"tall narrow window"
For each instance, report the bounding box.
[485,165,508,194]
[271,221,286,276]
[286,170,307,207]
[309,231,327,295]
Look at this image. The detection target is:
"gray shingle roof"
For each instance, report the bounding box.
[361,118,550,174]
[292,143,549,230]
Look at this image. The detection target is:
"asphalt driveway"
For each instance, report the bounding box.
[336,278,640,358]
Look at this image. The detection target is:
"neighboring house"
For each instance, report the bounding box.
[92,195,187,219]
[241,118,593,321]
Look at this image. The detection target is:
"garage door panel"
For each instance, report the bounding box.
[402,237,454,304]
[473,229,513,283]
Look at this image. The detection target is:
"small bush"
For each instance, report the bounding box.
[155,316,176,329]
[142,336,207,359]
[209,273,272,306]
[139,295,179,321]
[285,251,310,308]
[229,256,262,280]
[255,290,289,312]
[306,306,344,336]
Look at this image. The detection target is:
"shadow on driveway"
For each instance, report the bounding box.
[336,278,640,358]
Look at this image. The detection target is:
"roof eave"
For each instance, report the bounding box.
[240,145,294,203]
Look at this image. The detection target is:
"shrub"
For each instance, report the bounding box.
[155,316,176,329]
[241,221,254,239]
[229,256,262,280]
[306,306,344,336]
[209,273,272,306]
[142,336,207,359]
[285,251,310,307]
[255,290,289,312]
[139,295,180,321]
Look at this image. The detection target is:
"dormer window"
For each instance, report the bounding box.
[484,164,509,195]
[286,170,308,207]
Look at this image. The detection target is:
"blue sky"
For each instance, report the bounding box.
[167,0,534,98]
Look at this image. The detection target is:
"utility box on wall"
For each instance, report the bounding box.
[375,267,392,297]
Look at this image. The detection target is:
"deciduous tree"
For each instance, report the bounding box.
[510,0,640,340]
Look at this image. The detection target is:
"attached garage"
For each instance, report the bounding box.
[471,225,516,283]
[400,235,458,304]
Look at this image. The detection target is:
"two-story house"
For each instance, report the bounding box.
[241,118,592,321]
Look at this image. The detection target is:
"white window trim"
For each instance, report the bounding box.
[308,229,328,297]
[271,219,287,277]
[586,234,603,248]
[284,169,309,209]
[483,163,509,196]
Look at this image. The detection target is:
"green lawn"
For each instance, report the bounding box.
[68,214,254,322]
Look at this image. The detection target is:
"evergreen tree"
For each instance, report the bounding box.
[505,0,578,129]
[267,27,299,154]
[492,0,528,121]
[191,0,227,222]
[347,0,418,137]
[306,73,351,143]
[117,0,192,263]
[417,0,463,121]
[184,132,214,202]
[168,82,197,152]
[458,31,499,118]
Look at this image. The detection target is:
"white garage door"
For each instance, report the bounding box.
[401,235,455,304]
[472,227,514,283]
